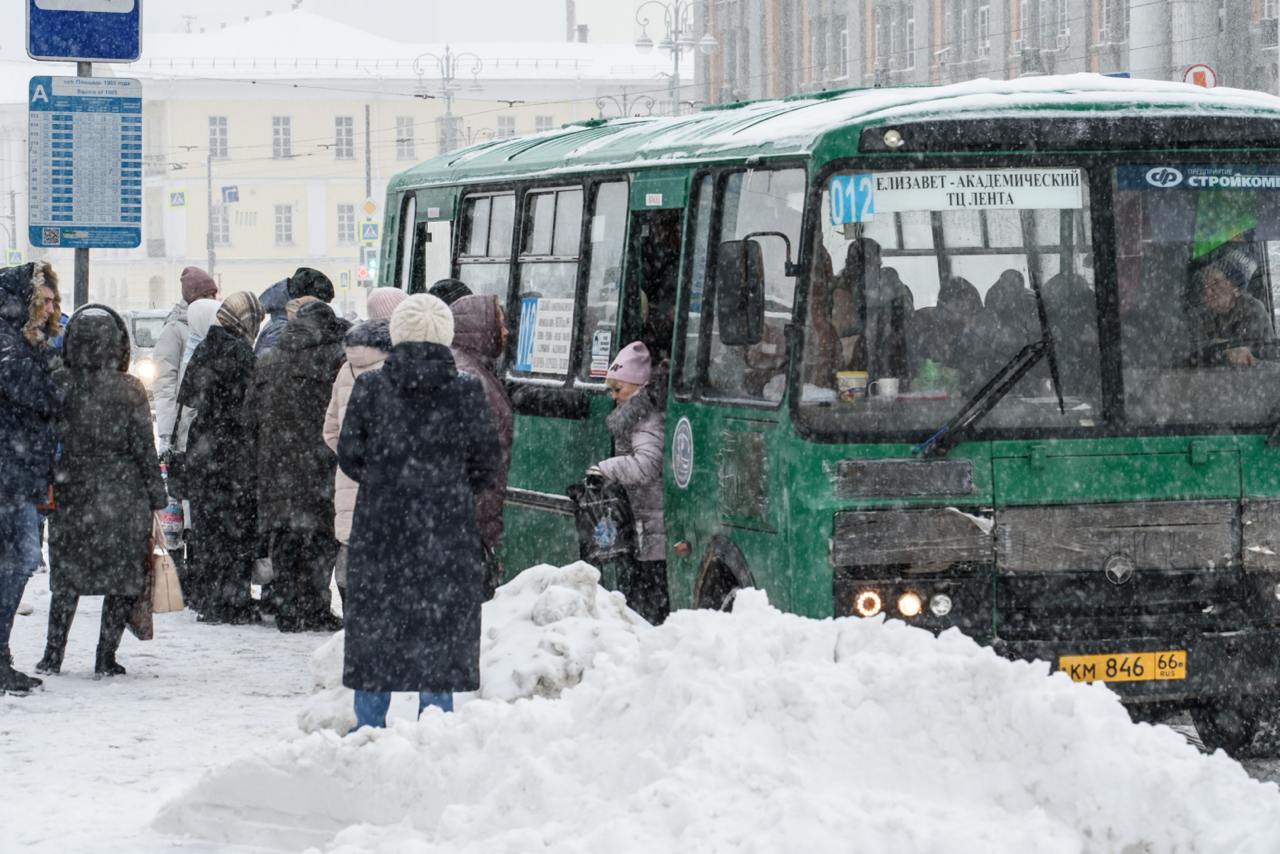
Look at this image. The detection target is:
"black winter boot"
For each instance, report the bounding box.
[0,664,42,694]
[94,650,126,677]
[35,647,63,675]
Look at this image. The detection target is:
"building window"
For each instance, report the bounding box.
[234,210,257,227]
[873,8,885,67]
[812,16,828,78]
[272,116,291,159]
[1268,0,1279,17]
[979,3,991,57]
[212,204,230,246]
[274,204,293,245]
[535,114,554,133]
[395,116,416,160]
[208,116,227,159]
[334,116,355,159]
[836,16,848,75]
[337,203,356,244]
[960,7,970,57]
[497,115,516,138]
[905,8,915,69]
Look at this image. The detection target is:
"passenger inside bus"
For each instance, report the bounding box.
[1189,246,1272,367]
[1042,272,1102,397]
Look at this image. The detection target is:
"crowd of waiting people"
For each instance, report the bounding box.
[0,262,668,731]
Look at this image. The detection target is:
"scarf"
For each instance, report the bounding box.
[216,291,265,344]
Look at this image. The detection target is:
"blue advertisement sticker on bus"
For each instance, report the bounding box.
[515,295,538,372]
[828,174,876,225]
[1118,165,1280,191]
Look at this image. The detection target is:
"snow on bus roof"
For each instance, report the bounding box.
[396,73,1280,188]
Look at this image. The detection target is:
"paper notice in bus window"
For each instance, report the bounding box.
[590,329,612,377]
[830,169,1084,225]
[530,298,575,375]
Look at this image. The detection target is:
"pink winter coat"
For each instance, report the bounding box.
[323,319,393,544]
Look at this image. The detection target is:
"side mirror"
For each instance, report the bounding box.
[716,238,765,346]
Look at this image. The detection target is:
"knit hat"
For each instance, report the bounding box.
[1205,246,1259,292]
[606,341,652,386]
[366,287,408,321]
[427,278,472,306]
[286,295,319,320]
[180,266,218,304]
[390,293,454,346]
[287,267,335,302]
[216,291,265,343]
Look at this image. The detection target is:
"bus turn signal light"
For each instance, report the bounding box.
[854,590,882,618]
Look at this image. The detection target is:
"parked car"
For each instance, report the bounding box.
[124,308,168,393]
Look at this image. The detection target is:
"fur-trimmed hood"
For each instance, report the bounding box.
[344,318,393,371]
[605,385,660,440]
[0,262,59,343]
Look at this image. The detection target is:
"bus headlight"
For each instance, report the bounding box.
[897,592,923,618]
[882,128,905,149]
[929,594,953,617]
[854,589,882,618]
[131,357,157,383]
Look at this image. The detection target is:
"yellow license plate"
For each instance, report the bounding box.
[1057,650,1187,683]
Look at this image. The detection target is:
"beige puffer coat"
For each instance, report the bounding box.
[322,319,393,543]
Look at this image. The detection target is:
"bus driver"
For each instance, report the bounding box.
[1193,246,1272,368]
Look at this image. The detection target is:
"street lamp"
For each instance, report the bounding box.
[413,45,484,153]
[634,0,717,115]
[595,87,657,118]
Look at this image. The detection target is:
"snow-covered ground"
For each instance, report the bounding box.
[5,563,1280,853]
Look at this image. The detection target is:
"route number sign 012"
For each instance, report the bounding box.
[28,75,142,249]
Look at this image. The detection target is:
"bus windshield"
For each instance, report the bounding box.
[798,167,1099,438]
[1116,165,1280,426]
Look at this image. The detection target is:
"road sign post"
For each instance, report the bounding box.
[28,1,143,63]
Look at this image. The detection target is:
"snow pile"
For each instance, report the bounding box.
[157,568,1280,853]
[298,562,647,733]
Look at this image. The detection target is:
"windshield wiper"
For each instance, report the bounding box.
[912,338,1051,459]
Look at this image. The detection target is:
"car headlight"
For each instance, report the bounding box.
[131,357,157,383]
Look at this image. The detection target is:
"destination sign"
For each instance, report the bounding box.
[830,168,1084,225]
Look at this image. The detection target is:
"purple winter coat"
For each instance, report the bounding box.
[597,389,665,561]
[450,295,513,551]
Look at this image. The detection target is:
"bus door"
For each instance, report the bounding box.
[665,168,807,612]
[498,180,631,573]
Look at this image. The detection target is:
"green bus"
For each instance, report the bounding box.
[379,75,1280,756]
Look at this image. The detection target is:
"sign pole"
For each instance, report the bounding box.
[73,60,90,309]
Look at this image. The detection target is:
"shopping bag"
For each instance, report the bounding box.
[150,519,185,614]
[567,475,637,590]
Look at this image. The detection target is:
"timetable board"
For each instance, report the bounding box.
[28,75,142,249]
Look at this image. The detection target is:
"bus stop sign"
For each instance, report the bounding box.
[28,0,142,63]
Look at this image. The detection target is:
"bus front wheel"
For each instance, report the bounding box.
[1191,696,1280,758]
[693,536,754,611]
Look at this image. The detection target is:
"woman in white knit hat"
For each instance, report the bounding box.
[337,293,500,730]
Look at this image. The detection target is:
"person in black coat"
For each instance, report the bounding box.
[338,294,499,730]
[178,292,265,624]
[247,299,349,632]
[37,306,167,677]
[0,262,62,694]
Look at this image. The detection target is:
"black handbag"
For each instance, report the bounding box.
[160,404,189,501]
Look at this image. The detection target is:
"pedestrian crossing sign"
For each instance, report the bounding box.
[169,191,186,208]
[360,221,379,244]
[5,249,23,264]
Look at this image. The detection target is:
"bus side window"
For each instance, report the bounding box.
[702,168,805,404]
[579,181,628,383]
[395,193,416,291]
[510,187,584,380]
[457,192,516,302]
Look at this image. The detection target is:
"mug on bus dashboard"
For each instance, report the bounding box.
[869,378,900,400]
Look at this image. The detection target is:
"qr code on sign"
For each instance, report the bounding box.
[41,228,60,246]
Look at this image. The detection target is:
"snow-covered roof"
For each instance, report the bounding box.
[394,73,1280,189]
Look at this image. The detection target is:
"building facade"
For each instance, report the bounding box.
[702,0,1280,103]
[2,11,671,314]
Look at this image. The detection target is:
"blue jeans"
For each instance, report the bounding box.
[0,501,41,653]
[351,690,453,730]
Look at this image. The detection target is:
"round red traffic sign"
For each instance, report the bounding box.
[1183,63,1217,88]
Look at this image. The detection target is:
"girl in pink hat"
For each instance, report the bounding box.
[589,341,669,624]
